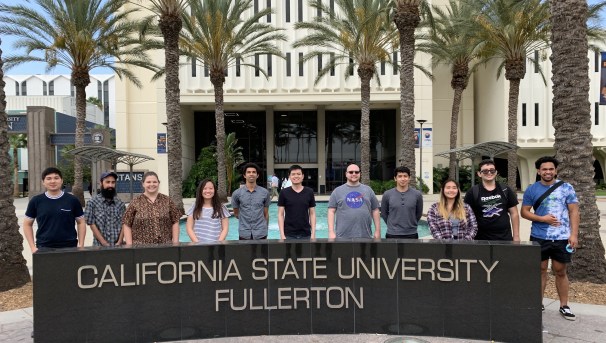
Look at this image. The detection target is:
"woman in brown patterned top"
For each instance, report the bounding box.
[122,172,184,244]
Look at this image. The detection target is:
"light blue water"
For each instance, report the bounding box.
[179,202,429,242]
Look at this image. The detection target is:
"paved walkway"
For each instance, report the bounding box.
[3,193,606,342]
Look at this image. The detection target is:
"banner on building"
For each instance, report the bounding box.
[601,52,606,105]
[157,133,167,153]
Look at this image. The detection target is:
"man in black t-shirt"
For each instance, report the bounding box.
[464,159,520,241]
[278,165,316,239]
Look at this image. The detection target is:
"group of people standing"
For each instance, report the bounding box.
[24,155,578,321]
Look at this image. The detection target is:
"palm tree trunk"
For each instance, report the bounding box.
[551,0,606,282]
[161,17,184,213]
[449,86,464,180]
[211,73,228,202]
[0,43,31,291]
[72,79,88,206]
[12,147,19,197]
[394,3,420,185]
[359,68,373,184]
[507,78,520,191]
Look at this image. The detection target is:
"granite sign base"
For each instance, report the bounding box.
[33,240,541,342]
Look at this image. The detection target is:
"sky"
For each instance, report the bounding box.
[0,0,605,75]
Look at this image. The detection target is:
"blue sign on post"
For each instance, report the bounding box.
[7,115,27,133]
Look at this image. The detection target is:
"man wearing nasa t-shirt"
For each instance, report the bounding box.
[328,164,380,239]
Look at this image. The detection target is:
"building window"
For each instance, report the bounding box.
[192,58,197,77]
[43,81,48,96]
[204,63,209,77]
[254,0,258,14]
[267,54,272,77]
[97,80,102,100]
[236,57,241,77]
[534,103,539,126]
[286,53,291,77]
[274,111,318,163]
[596,51,600,73]
[299,52,304,76]
[21,81,27,96]
[596,102,600,125]
[255,54,260,77]
[330,53,335,76]
[380,61,386,75]
[49,80,54,96]
[71,84,75,97]
[349,55,354,76]
[285,0,290,22]
[317,54,322,73]
[266,0,271,22]
[15,81,19,96]
[330,0,335,17]
[298,0,303,22]
[522,103,527,126]
[534,50,539,73]
[393,52,398,75]
[317,4,321,18]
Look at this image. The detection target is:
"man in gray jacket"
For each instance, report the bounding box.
[381,166,423,239]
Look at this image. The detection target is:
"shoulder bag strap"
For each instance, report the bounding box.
[533,181,564,211]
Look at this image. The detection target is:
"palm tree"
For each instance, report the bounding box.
[294,0,398,184]
[9,133,27,197]
[0,38,30,291]
[551,0,606,282]
[474,0,550,190]
[392,0,430,185]
[420,0,481,180]
[137,0,188,212]
[180,0,286,200]
[0,0,156,206]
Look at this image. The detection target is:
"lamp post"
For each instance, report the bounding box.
[417,119,427,189]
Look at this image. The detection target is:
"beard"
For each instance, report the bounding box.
[101,187,116,199]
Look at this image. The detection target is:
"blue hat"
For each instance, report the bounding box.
[99,171,118,181]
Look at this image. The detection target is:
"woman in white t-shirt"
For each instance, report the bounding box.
[186,179,230,242]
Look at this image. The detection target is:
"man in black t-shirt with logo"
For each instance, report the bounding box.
[464,159,520,241]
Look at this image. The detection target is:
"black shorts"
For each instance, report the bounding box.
[530,236,572,263]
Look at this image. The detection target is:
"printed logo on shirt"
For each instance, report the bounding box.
[345,192,364,209]
[481,194,503,218]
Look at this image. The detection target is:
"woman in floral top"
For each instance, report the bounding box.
[427,179,477,240]
[122,172,184,244]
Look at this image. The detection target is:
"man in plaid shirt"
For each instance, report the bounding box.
[84,171,126,246]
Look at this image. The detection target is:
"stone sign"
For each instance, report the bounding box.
[33,240,541,342]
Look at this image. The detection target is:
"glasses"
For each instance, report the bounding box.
[480,169,497,175]
[347,171,361,174]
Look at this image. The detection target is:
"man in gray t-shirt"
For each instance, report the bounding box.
[381,166,423,239]
[328,164,380,238]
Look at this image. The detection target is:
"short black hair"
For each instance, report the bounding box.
[394,166,411,177]
[241,162,261,175]
[478,159,496,171]
[41,167,62,180]
[289,164,303,174]
[535,156,559,169]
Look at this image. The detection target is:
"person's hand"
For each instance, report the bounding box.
[31,247,38,254]
[374,231,381,239]
[328,231,336,239]
[513,235,521,242]
[542,214,560,226]
[568,235,578,249]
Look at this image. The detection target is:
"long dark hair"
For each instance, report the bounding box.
[192,179,224,220]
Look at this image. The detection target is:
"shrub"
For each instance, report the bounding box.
[182,146,217,198]
[369,179,383,194]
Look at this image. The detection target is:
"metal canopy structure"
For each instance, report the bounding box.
[66,146,154,200]
[435,141,519,185]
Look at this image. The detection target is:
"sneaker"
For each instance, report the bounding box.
[559,306,576,321]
